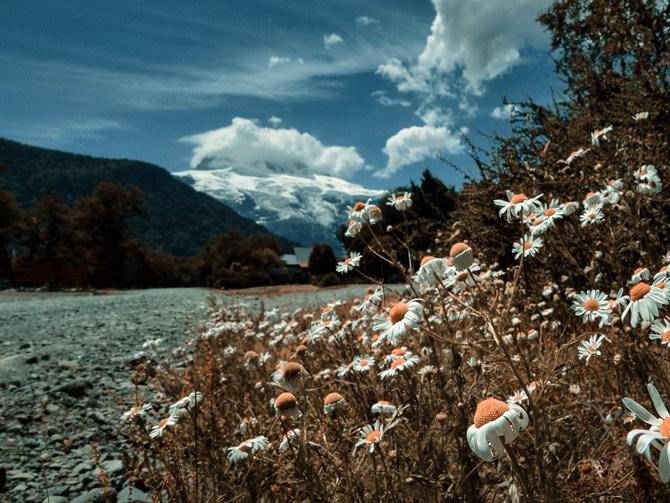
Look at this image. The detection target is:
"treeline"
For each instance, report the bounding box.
[0,177,286,289]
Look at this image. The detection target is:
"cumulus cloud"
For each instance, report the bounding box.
[377,124,463,179]
[378,0,552,96]
[181,117,365,178]
[355,15,380,26]
[323,33,344,49]
[491,103,519,120]
[268,56,304,68]
[267,116,283,127]
[371,90,411,108]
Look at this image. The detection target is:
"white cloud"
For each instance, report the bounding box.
[377,124,463,178]
[379,0,552,96]
[416,106,452,127]
[371,90,411,108]
[1,118,132,145]
[355,16,380,26]
[268,56,304,68]
[267,116,283,127]
[181,117,365,178]
[491,103,519,120]
[323,33,344,49]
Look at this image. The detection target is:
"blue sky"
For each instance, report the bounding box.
[1,0,560,190]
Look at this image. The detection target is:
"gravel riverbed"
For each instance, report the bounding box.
[0,285,389,502]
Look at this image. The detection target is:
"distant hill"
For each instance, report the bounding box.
[0,138,295,256]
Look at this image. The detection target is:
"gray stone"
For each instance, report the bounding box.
[54,379,92,398]
[70,487,116,503]
[73,461,93,474]
[100,459,124,478]
[43,497,68,503]
[117,485,151,502]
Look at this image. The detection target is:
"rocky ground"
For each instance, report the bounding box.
[0,285,385,503]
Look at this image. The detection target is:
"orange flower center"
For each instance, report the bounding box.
[544,208,555,217]
[662,331,670,343]
[582,298,601,312]
[630,282,651,301]
[532,218,544,226]
[395,195,405,201]
[660,417,670,438]
[473,398,510,428]
[353,202,366,211]
[390,358,406,369]
[389,303,409,324]
[634,267,643,274]
[658,282,666,290]
[391,347,405,356]
[359,359,369,367]
[510,193,528,204]
[421,256,436,267]
[523,242,533,250]
[366,430,382,443]
[450,242,470,257]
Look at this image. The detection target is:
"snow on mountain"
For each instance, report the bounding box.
[174,161,385,251]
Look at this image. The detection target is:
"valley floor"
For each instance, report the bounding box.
[0,285,398,502]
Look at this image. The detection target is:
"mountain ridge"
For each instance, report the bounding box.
[175,160,386,252]
[0,138,295,256]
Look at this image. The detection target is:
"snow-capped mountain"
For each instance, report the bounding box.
[174,159,385,252]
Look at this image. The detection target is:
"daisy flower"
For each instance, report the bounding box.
[655,265,670,281]
[345,219,362,238]
[571,290,609,326]
[635,164,658,179]
[387,192,412,211]
[372,300,423,345]
[590,125,613,146]
[637,175,662,194]
[449,242,474,271]
[278,429,301,451]
[378,355,420,380]
[348,201,368,221]
[273,392,301,419]
[273,362,307,391]
[630,267,651,284]
[323,392,346,415]
[506,390,528,405]
[650,318,670,347]
[367,205,383,225]
[336,252,362,274]
[354,421,385,454]
[239,416,258,435]
[466,398,529,461]
[121,403,152,423]
[494,191,543,222]
[227,436,269,463]
[149,412,180,439]
[622,282,668,327]
[371,400,397,415]
[416,256,449,286]
[561,147,590,165]
[354,288,384,313]
[169,391,202,414]
[352,355,375,372]
[623,384,670,482]
[577,334,607,364]
[633,111,649,121]
[580,205,605,226]
[512,235,543,260]
[383,346,411,365]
